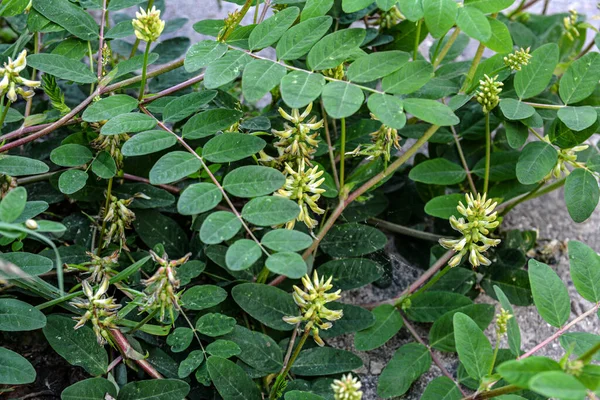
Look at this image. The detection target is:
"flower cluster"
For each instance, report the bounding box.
[141,251,191,322]
[0,50,40,103]
[475,74,503,114]
[0,174,17,198]
[349,115,401,163]
[378,6,404,30]
[439,193,501,268]
[85,250,120,283]
[495,308,513,336]
[321,64,345,80]
[92,133,129,170]
[71,278,121,345]
[283,271,343,346]
[271,103,323,166]
[504,47,532,71]
[276,160,326,230]
[132,6,165,42]
[548,142,588,179]
[102,195,136,250]
[563,9,580,41]
[331,374,363,400]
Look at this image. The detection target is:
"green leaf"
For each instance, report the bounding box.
[133,210,189,257]
[319,258,384,290]
[181,285,228,310]
[504,120,528,149]
[382,61,433,95]
[242,59,287,103]
[0,0,29,17]
[183,109,243,139]
[203,133,266,163]
[515,43,559,99]
[568,241,600,302]
[322,81,365,119]
[398,0,424,21]
[557,106,598,131]
[280,70,325,108]
[223,325,283,372]
[564,169,599,223]
[559,52,600,105]
[178,350,204,378]
[425,194,464,219]
[231,283,297,331]
[549,117,598,149]
[472,151,519,182]
[58,170,88,194]
[226,239,262,271]
[249,7,300,51]
[27,53,96,84]
[261,229,313,252]
[184,40,228,72]
[207,357,262,400]
[177,183,222,215]
[204,50,252,89]
[421,376,462,400]
[342,0,373,13]
[118,379,190,400]
[196,313,236,337]
[0,186,26,223]
[499,99,535,120]
[347,51,410,83]
[265,252,307,278]
[528,259,570,328]
[321,303,375,338]
[320,223,387,257]
[285,391,324,400]
[307,28,366,71]
[301,0,333,20]
[405,291,472,322]
[200,211,242,244]
[32,0,97,40]
[403,98,459,126]
[101,113,157,136]
[354,304,403,351]
[61,378,117,400]
[112,53,159,79]
[560,332,600,362]
[206,340,240,358]
[515,141,558,185]
[464,0,515,13]
[42,314,108,376]
[0,252,53,278]
[493,286,521,356]
[0,347,35,384]
[91,152,116,179]
[106,0,144,11]
[423,0,458,38]
[367,94,406,129]
[483,18,513,53]
[121,130,177,156]
[529,371,588,400]
[167,327,193,352]
[0,155,48,176]
[429,304,495,352]
[410,158,466,185]
[497,357,561,388]
[162,91,218,123]
[149,151,201,185]
[456,6,491,42]
[453,312,493,381]
[241,196,300,226]
[291,347,363,376]
[276,16,332,60]
[82,95,138,122]
[104,21,134,39]
[0,298,46,331]
[50,144,93,167]
[377,343,431,398]
[223,166,285,198]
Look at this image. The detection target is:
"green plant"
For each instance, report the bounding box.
[0,0,599,399]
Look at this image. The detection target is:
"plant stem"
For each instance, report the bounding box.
[498,181,544,215]
[259,0,272,23]
[140,73,205,104]
[138,41,152,101]
[110,328,163,379]
[128,0,154,59]
[447,101,476,194]
[320,101,339,189]
[97,0,108,80]
[126,309,158,334]
[483,112,491,193]
[339,117,346,190]
[461,384,519,399]
[433,28,461,68]
[508,0,527,18]
[0,101,12,129]
[577,338,600,364]
[523,101,565,110]
[220,0,254,42]
[367,218,448,241]
[413,19,422,61]
[461,43,485,93]
[88,41,95,94]
[96,177,114,255]
[489,333,500,375]
[406,264,452,301]
[272,327,310,399]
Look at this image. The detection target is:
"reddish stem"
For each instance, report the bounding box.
[110,329,163,379]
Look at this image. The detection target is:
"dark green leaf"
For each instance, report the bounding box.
[177,183,222,216]
[568,240,600,302]
[564,169,599,223]
[91,152,116,179]
[203,133,266,163]
[261,229,313,252]
[50,144,93,167]
[196,313,236,337]
[403,98,459,126]
[184,40,228,72]
[0,186,26,223]
[231,283,297,331]
[514,43,559,100]
[423,0,458,38]
[499,99,535,120]
[291,347,362,376]
[149,151,201,185]
[82,95,138,122]
[515,141,558,185]
[134,210,189,257]
[424,194,463,219]
[118,379,190,400]
[223,325,283,373]
[27,53,96,84]
[529,371,587,400]
[222,166,285,198]
[456,6,491,41]
[320,223,387,257]
[0,155,49,176]
[528,259,570,328]
[181,285,228,310]
[265,252,307,278]
[409,158,466,185]
[559,52,600,105]
[348,51,410,83]
[280,70,325,108]
[32,0,97,40]
[61,378,117,400]
[354,304,403,351]
[121,130,177,156]
[162,91,218,123]
[207,357,262,400]
[200,211,242,244]
[101,113,157,135]
[226,239,262,271]
[382,61,433,95]
[307,28,366,71]
[249,7,300,51]
[276,16,332,61]
[204,50,252,89]
[493,286,521,356]
[556,106,597,131]
[453,312,493,380]
[58,170,88,194]
[0,347,36,384]
[241,196,300,226]
[429,304,495,352]
[377,343,431,398]
[406,291,472,322]
[183,109,243,139]
[0,298,46,331]
[367,94,406,130]
[242,59,287,103]
[322,81,365,119]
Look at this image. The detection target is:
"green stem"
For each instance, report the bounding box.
[523,101,565,110]
[271,327,310,399]
[404,264,451,302]
[577,338,600,364]
[220,0,254,42]
[413,19,422,60]
[461,42,485,93]
[253,0,259,24]
[96,177,114,255]
[489,333,500,375]
[483,112,491,193]
[367,218,448,242]
[0,101,12,129]
[508,0,527,18]
[88,41,95,94]
[138,41,152,101]
[128,0,154,59]
[461,384,520,400]
[499,181,544,216]
[433,27,461,68]
[127,309,158,334]
[320,101,340,189]
[339,117,346,190]
[256,266,270,284]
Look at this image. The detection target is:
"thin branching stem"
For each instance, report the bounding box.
[483,113,491,193]
[339,117,346,189]
[433,28,461,68]
[320,101,339,189]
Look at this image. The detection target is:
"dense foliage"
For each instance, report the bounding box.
[0,0,600,399]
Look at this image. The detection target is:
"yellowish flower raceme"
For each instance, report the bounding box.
[331,374,363,400]
[475,74,503,114]
[132,6,165,42]
[503,47,532,71]
[272,103,323,165]
[348,114,401,163]
[496,308,513,336]
[0,49,40,103]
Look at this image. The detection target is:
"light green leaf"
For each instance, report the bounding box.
[32,0,97,40]
[196,313,236,337]
[347,51,410,83]
[122,130,177,156]
[223,325,283,372]
[342,0,373,13]
[529,371,588,400]
[291,347,363,376]
[106,0,145,10]
[514,43,559,100]
[285,391,324,400]
[58,170,88,194]
[177,183,222,215]
[280,70,325,108]
[377,343,431,398]
[0,186,26,223]
[200,211,242,244]
[429,304,495,352]
[320,223,387,257]
[367,94,406,130]
[456,6,491,42]
[423,0,458,38]
[82,95,138,122]
[0,252,53,278]
[499,98,535,120]
[564,168,599,223]
[167,327,193,353]
[424,194,463,219]
[261,229,313,252]
[497,356,561,389]
[162,91,218,123]
[483,18,513,53]
[453,312,493,380]
[149,151,201,185]
[27,54,97,84]
[181,285,228,310]
[207,357,262,400]
[91,151,116,179]
[184,40,228,72]
[403,98,459,126]
[560,332,600,362]
[421,376,462,400]
[231,283,297,331]
[559,52,600,105]
[276,16,332,60]
[568,240,600,303]
[61,378,117,400]
[101,113,157,135]
[515,141,558,185]
[0,0,29,17]
[204,50,252,89]
[50,144,93,167]
[178,350,204,378]
[398,0,424,21]
[183,109,243,139]
[354,304,403,351]
[409,158,466,185]
[265,252,307,279]
[203,133,266,163]
[0,347,35,384]
[249,7,300,51]
[241,196,300,226]
[377,0,399,11]
[0,298,46,331]
[226,239,262,271]
[504,120,528,149]
[382,61,433,95]
[242,59,287,103]
[307,28,366,71]
[405,291,472,322]
[557,106,598,131]
[223,166,285,198]
[118,379,190,400]
[206,340,240,358]
[322,81,365,119]
[301,0,334,20]
[0,155,49,176]
[528,259,570,328]
[464,0,515,13]
[493,286,521,356]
